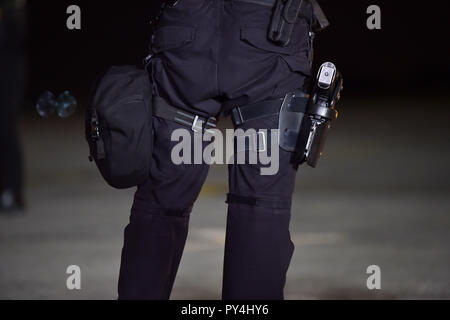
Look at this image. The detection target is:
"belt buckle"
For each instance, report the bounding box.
[191,116,202,133]
[192,115,217,133]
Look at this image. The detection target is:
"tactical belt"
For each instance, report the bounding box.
[234,0,276,7]
[235,0,329,31]
[153,96,217,132]
[230,98,284,127]
[162,0,329,29]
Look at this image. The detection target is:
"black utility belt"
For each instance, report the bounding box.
[236,0,330,46]
[234,0,276,7]
[160,0,329,47]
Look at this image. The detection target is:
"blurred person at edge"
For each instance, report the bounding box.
[0,0,26,214]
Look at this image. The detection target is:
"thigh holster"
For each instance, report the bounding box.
[229,63,343,168]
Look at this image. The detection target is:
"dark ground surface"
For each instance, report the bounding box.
[1,95,449,299]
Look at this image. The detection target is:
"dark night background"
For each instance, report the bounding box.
[1,0,450,300]
[25,0,450,104]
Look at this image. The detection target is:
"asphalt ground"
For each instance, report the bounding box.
[1,95,449,299]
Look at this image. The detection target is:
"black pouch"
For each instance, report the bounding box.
[85,66,153,189]
[268,0,329,47]
[268,0,306,47]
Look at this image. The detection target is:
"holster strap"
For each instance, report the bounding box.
[231,98,284,127]
[226,193,292,210]
[153,96,217,132]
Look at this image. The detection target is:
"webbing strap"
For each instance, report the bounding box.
[226,193,292,210]
[153,96,217,132]
[231,98,283,127]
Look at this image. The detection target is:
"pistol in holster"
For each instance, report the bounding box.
[279,62,343,168]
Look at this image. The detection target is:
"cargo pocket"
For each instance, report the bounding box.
[240,24,311,76]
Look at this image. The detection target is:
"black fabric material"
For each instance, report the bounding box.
[231,97,284,126]
[86,66,154,189]
[234,0,276,7]
[309,0,329,31]
[119,0,311,300]
[226,193,292,209]
[268,0,309,46]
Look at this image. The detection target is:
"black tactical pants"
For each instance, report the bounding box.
[118,0,312,300]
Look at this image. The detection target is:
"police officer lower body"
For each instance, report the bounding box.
[118,0,312,300]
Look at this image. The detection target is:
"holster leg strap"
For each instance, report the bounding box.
[153,96,217,132]
[231,98,284,127]
[226,193,292,210]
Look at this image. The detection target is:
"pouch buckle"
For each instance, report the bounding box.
[191,116,202,133]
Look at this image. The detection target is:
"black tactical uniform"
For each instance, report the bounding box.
[118,0,315,300]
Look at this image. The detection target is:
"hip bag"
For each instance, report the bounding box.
[86,66,154,189]
[86,65,217,189]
